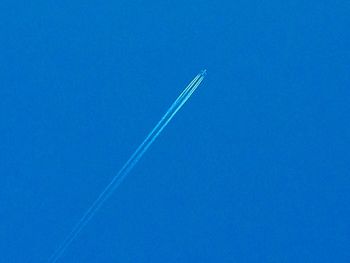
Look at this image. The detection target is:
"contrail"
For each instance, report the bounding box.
[49,70,207,262]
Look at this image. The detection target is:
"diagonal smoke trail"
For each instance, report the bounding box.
[49,70,206,262]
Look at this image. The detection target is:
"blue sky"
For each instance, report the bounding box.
[1,1,349,262]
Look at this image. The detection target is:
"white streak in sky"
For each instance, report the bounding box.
[49,70,206,262]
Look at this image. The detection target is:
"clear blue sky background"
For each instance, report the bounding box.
[1,1,349,262]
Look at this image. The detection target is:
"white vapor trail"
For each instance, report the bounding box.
[49,70,207,262]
